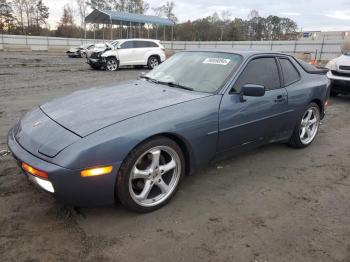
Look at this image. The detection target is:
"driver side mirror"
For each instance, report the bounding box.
[240,84,265,102]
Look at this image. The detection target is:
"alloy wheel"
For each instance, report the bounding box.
[150,58,159,69]
[129,146,181,207]
[300,107,320,145]
[106,59,118,71]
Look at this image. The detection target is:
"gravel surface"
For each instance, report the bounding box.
[0,52,349,262]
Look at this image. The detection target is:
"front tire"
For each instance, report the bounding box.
[117,137,185,213]
[288,102,321,148]
[106,57,119,71]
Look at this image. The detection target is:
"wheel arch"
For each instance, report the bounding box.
[310,98,324,116]
[124,132,195,177]
[148,54,161,62]
[106,56,119,63]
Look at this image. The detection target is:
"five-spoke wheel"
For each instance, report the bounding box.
[117,137,185,212]
[289,102,321,148]
[148,56,160,69]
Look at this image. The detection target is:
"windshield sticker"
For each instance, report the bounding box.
[203,58,231,65]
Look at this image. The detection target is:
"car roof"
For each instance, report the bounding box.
[117,38,160,42]
[181,49,288,58]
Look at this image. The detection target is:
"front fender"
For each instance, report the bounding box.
[101,50,118,59]
[54,95,222,171]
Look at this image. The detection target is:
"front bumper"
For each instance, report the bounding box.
[327,71,350,94]
[7,128,120,207]
[87,57,105,67]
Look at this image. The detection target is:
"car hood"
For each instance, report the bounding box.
[333,54,350,66]
[69,47,79,52]
[40,81,210,137]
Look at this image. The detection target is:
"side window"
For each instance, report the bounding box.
[233,57,280,92]
[134,41,148,48]
[279,58,300,86]
[121,41,135,49]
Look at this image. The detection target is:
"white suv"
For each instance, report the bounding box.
[88,39,166,71]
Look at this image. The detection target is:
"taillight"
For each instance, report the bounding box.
[324,100,329,109]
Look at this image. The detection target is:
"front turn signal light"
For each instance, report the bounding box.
[81,166,113,177]
[22,163,49,179]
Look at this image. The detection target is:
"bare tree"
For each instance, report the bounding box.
[248,9,259,20]
[23,0,36,29]
[221,10,232,21]
[152,1,177,22]
[76,0,88,37]
[34,0,49,32]
[12,0,25,33]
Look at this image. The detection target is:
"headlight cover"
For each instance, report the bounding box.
[325,60,337,71]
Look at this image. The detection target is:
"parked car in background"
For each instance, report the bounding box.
[86,41,119,59]
[87,39,166,71]
[66,44,94,58]
[326,52,350,96]
[8,50,329,212]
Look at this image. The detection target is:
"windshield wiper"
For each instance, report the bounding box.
[140,75,159,84]
[163,82,194,91]
[140,76,194,91]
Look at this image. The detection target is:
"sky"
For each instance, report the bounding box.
[43,0,350,31]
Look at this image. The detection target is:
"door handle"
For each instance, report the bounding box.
[275,95,287,103]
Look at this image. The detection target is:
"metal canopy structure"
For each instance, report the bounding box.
[85,9,174,26]
[85,9,174,40]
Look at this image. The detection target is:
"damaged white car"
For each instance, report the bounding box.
[87,39,166,71]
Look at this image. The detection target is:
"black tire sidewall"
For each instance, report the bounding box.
[148,56,160,69]
[117,137,185,213]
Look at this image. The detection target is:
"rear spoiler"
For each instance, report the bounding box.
[294,58,328,75]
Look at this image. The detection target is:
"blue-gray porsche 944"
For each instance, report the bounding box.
[7,50,330,212]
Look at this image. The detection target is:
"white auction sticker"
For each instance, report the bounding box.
[203,58,231,65]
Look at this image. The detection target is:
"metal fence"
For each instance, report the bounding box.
[162,40,342,61]
[0,34,344,61]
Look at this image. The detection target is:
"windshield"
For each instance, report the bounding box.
[145,51,242,93]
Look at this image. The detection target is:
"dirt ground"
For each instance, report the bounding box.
[0,52,349,262]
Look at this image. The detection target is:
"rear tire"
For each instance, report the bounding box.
[117,137,185,213]
[147,56,160,69]
[288,102,320,148]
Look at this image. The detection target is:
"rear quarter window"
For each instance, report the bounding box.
[147,41,159,47]
[134,41,159,48]
[279,58,300,86]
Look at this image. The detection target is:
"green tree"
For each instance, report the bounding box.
[0,0,15,33]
